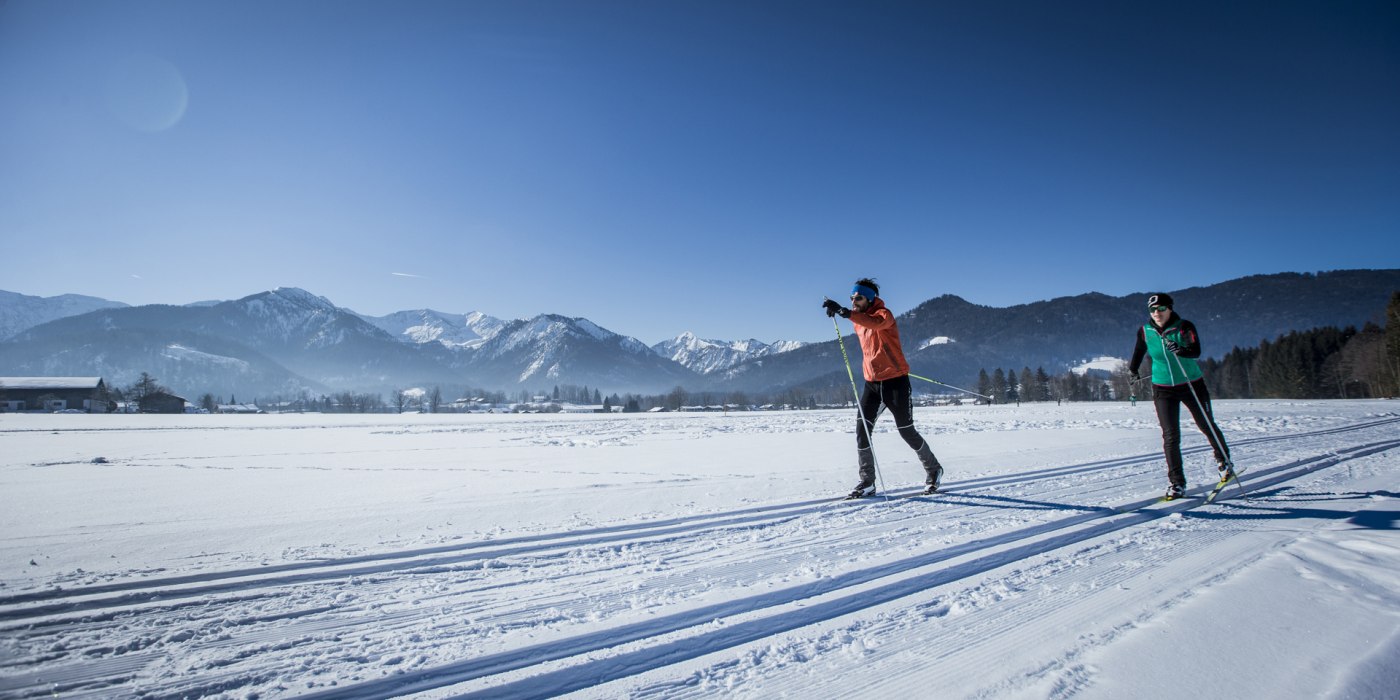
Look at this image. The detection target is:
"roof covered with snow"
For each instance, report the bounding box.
[0,377,103,390]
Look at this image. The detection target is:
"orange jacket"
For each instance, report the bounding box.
[849,298,910,382]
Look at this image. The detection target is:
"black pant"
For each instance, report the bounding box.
[856,375,927,453]
[1153,379,1230,487]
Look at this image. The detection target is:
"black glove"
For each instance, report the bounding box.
[1163,339,1180,355]
[822,299,850,318]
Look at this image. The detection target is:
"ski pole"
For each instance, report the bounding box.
[830,307,885,496]
[908,373,993,401]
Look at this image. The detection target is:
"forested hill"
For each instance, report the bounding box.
[899,269,1400,366]
[711,269,1400,393]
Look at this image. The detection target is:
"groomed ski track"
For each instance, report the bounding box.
[2,414,1397,699]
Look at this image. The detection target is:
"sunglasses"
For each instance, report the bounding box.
[850,294,867,302]
[1149,305,1171,313]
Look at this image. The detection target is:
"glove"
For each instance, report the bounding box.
[1128,371,1140,384]
[822,299,850,318]
[1163,339,1180,355]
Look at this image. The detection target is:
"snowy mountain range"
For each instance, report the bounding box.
[347,306,794,385]
[0,288,801,396]
[0,290,128,341]
[357,309,508,349]
[651,332,809,375]
[2,269,1397,398]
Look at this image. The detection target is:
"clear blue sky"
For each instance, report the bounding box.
[2,1,1397,345]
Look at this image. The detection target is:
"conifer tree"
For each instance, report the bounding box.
[1385,292,1400,396]
[1035,367,1051,401]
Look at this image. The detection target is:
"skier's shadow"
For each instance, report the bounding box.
[936,491,1113,514]
[1189,489,1400,530]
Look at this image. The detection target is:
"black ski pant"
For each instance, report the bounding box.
[1153,378,1230,488]
[856,375,928,454]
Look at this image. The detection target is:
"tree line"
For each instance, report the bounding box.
[1193,291,1398,399]
[977,291,1400,402]
[973,366,1117,404]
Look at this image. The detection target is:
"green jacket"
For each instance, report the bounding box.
[1129,314,1204,386]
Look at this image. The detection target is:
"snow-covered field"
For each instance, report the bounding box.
[2,400,1398,699]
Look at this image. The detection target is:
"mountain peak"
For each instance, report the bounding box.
[0,289,128,340]
[651,333,808,375]
[265,287,338,310]
[357,308,507,349]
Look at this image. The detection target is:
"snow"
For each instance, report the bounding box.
[919,336,954,350]
[162,344,252,371]
[267,287,339,312]
[1072,356,1124,376]
[657,341,741,375]
[0,377,103,390]
[2,400,1398,698]
[653,333,808,375]
[360,310,503,349]
[573,318,615,343]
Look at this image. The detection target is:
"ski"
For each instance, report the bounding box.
[837,488,939,502]
[1205,469,1245,503]
[1113,493,1187,513]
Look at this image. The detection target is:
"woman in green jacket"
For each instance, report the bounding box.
[1128,293,1234,500]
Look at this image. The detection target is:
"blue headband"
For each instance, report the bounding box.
[851,284,877,300]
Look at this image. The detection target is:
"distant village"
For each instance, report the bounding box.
[0,377,263,414]
[0,375,971,416]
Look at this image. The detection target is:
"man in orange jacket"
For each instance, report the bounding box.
[823,278,944,498]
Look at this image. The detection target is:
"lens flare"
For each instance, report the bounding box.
[104,53,189,132]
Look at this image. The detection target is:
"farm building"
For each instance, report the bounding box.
[0,377,112,413]
[138,391,189,414]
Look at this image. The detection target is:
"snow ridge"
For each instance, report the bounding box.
[652,331,808,375]
[0,290,127,340]
[357,309,507,349]
[161,344,252,372]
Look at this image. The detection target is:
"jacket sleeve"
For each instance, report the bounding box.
[1128,326,1147,374]
[849,307,896,331]
[1175,320,1202,359]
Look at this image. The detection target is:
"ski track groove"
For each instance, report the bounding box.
[438,442,1398,700]
[286,440,1400,697]
[5,415,1390,618]
[1,416,1396,698]
[635,524,1261,700]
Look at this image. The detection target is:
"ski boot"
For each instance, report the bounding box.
[845,451,877,499]
[1164,484,1185,501]
[1216,457,1236,484]
[846,482,877,500]
[917,442,943,495]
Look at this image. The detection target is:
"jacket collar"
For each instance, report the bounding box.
[1149,311,1180,332]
